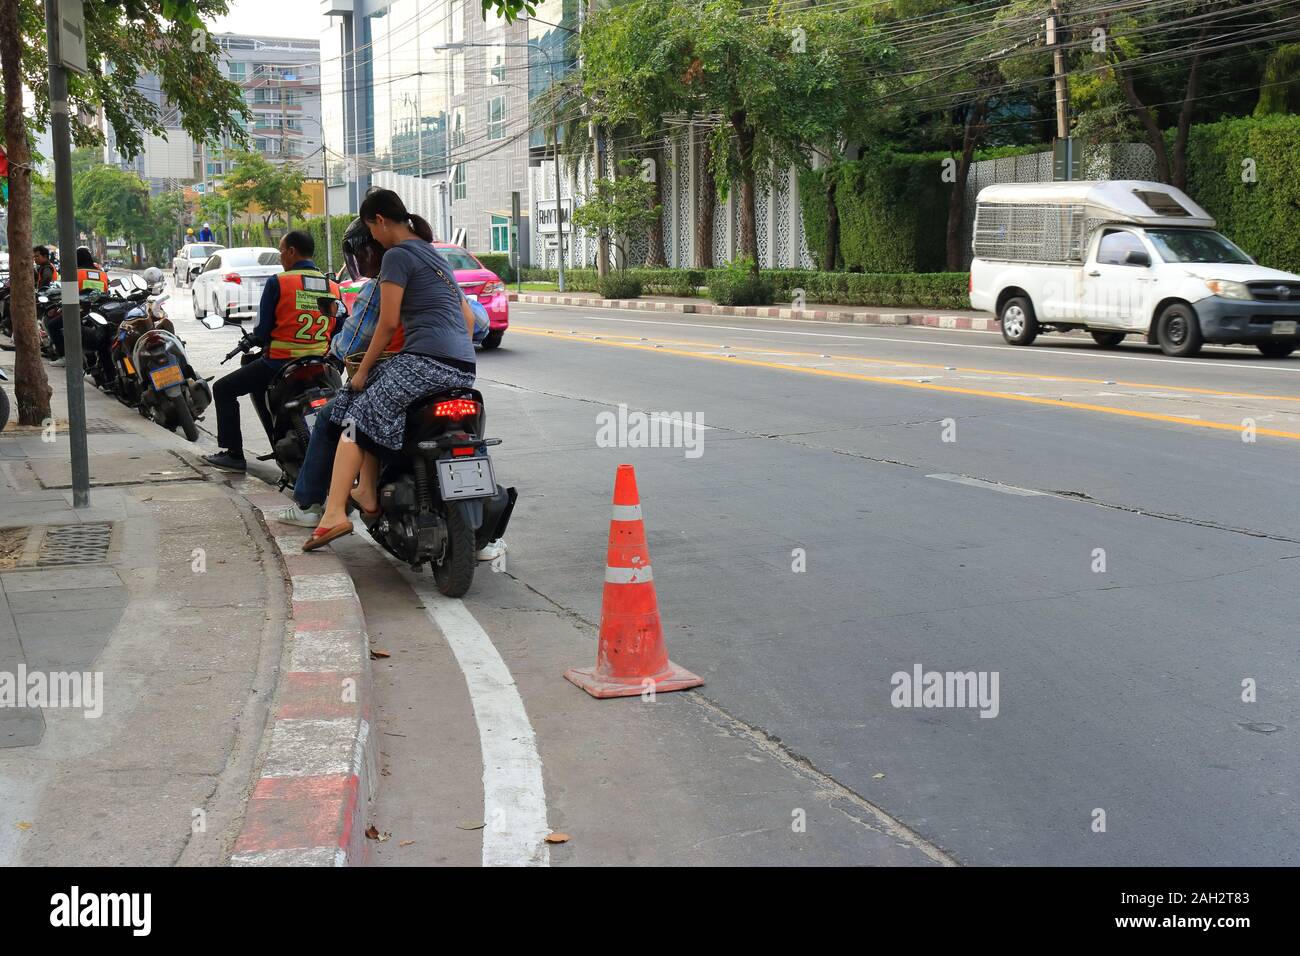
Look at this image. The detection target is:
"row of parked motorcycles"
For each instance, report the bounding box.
[17,269,214,441]
[3,266,515,597]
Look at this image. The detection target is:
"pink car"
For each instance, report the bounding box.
[337,243,508,350]
[435,243,508,350]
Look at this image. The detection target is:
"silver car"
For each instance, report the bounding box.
[171,242,223,287]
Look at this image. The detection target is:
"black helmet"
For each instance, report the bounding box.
[75,246,95,269]
[342,217,384,280]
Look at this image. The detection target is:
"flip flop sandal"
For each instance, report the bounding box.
[348,494,380,519]
[303,521,354,552]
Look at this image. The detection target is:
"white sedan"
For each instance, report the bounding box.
[172,242,223,286]
[191,247,282,323]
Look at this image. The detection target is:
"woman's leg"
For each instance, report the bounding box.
[352,451,381,513]
[317,433,364,528]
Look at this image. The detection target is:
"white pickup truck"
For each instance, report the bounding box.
[969,180,1300,358]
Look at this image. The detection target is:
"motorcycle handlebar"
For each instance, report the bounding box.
[220,333,259,364]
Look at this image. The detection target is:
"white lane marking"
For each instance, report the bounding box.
[926,474,1046,496]
[515,309,1300,374]
[355,528,550,867]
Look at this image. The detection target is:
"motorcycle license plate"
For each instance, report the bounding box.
[1273,320,1297,336]
[436,457,495,500]
[150,363,183,389]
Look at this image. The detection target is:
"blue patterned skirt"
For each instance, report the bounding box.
[330,352,475,451]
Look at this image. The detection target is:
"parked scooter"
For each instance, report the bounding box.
[217,323,343,486]
[359,385,515,597]
[115,302,211,441]
[110,287,175,409]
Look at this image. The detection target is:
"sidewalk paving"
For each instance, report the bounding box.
[0,352,297,865]
[506,290,1000,332]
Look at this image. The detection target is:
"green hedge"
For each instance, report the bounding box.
[471,252,516,282]
[799,150,954,273]
[596,273,643,299]
[519,267,704,296]
[1178,114,1300,275]
[759,270,970,309]
[295,214,354,276]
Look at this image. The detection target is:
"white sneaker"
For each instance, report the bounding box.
[476,539,507,562]
[50,357,66,367]
[276,503,323,527]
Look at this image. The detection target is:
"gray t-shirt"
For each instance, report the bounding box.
[378,239,476,367]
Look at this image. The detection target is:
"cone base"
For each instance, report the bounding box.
[563,660,704,699]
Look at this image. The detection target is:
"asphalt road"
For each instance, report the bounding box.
[165,280,1300,865]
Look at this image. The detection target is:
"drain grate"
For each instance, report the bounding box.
[85,419,129,435]
[36,523,114,566]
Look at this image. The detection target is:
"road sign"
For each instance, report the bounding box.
[56,0,88,76]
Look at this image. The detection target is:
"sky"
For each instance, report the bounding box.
[209,0,327,41]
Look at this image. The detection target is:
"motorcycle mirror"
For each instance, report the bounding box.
[201,314,225,331]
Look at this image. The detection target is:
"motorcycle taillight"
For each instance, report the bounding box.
[434,399,479,418]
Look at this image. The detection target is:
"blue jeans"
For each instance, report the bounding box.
[293,396,339,508]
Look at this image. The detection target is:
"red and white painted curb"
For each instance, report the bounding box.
[507,291,1000,332]
[227,483,376,867]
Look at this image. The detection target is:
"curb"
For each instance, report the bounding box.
[227,482,377,867]
[506,292,1001,332]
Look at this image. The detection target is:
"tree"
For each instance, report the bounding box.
[1087,0,1282,189]
[685,1,887,278]
[74,165,151,266]
[0,0,248,424]
[222,150,309,244]
[572,159,662,269]
[579,0,695,274]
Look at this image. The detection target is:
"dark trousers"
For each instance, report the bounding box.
[213,356,281,457]
[292,396,339,508]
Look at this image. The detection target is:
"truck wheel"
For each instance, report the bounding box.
[1090,331,1125,349]
[1155,303,1203,357]
[1257,341,1295,359]
[999,297,1039,346]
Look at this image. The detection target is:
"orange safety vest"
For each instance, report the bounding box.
[77,268,107,293]
[268,268,340,360]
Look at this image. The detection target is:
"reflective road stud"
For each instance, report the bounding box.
[564,464,704,699]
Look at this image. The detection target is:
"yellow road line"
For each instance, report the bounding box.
[513,325,1300,403]
[510,327,1300,441]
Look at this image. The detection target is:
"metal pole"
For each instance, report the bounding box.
[44,0,90,507]
[544,52,564,292]
[323,149,333,273]
[1049,0,1071,178]
[226,199,232,247]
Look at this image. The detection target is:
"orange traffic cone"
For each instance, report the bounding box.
[564,464,704,699]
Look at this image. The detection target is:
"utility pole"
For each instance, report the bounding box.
[1048,0,1073,180]
[322,148,333,273]
[44,0,91,507]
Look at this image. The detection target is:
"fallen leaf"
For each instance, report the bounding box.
[457,820,486,831]
[370,649,391,659]
[399,840,415,847]
[872,773,885,780]
[15,822,31,831]
[545,832,570,844]
[377,831,391,843]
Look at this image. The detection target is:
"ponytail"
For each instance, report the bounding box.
[408,214,434,243]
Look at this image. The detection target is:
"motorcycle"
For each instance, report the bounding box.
[360,384,516,597]
[110,289,174,409]
[217,323,343,487]
[112,307,211,442]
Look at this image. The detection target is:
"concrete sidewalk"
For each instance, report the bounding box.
[0,353,290,865]
[506,290,998,332]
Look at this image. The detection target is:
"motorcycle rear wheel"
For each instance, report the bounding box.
[433,504,476,597]
[172,398,200,442]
